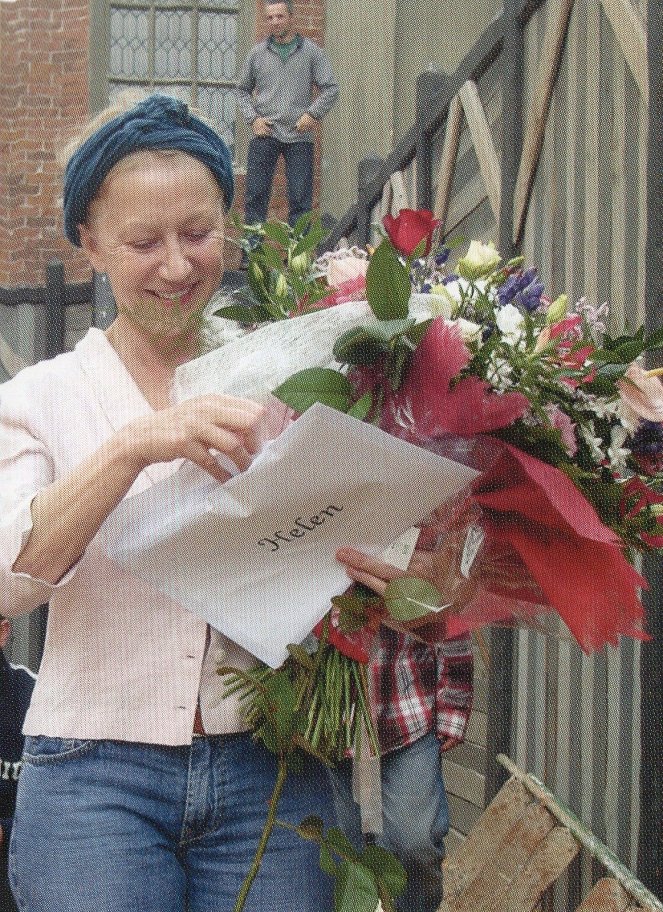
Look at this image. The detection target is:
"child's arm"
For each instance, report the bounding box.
[434,633,474,751]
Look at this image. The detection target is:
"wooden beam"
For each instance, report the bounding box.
[583,0,601,308]
[600,0,649,107]
[379,179,393,221]
[390,169,410,213]
[433,93,463,232]
[459,80,502,221]
[513,0,576,243]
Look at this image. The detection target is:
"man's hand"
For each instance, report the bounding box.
[252,117,273,137]
[295,112,317,133]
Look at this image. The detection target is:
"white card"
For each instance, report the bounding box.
[102,404,477,667]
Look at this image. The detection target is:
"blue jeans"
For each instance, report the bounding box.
[328,732,449,912]
[9,734,335,912]
[245,136,314,227]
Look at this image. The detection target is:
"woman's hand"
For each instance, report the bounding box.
[120,394,266,482]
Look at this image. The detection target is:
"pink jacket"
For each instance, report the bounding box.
[0,329,255,744]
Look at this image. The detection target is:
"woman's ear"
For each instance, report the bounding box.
[78,224,106,273]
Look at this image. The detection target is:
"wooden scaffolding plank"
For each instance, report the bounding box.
[433,93,463,231]
[574,877,630,911]
[599,0,648,106]
[442,777,533,904]
[446,802,557,912]
[458,80,501,222]
[390,169,409,213]
[583,0,601,307]
[513,0,576,243]
[501,825,580,912]
[379,179,393,221]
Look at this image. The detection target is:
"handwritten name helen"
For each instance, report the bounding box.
[258,505,343,552]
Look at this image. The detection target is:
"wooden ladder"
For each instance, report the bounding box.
[440,755,662,912]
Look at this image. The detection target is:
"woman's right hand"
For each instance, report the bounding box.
[119,394,266,482]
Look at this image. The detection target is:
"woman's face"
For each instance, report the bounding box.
[79,152,225,342]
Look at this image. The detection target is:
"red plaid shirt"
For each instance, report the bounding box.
[368,626,474,756]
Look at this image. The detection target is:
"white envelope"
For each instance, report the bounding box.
[103,404,477,668]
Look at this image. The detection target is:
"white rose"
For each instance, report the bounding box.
[457,241,501,280]
[495,302,525,343]
[454,318,482,343]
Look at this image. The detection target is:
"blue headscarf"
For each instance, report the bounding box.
[63,94,234,247]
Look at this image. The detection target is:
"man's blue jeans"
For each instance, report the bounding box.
[9,733,335,912]
[328,731,449,912]
[245,136,314,227]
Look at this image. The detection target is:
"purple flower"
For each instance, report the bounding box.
[497,268,544,312]
[434,247,450,267]
[630,421,663,457]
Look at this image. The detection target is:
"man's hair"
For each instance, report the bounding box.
[265,0,293,12]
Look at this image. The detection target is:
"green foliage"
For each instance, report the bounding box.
[383,576,444,622]
[276,819,407,912]
[217,215,330,323]
[273,367,354,414]
[365,239,411,320]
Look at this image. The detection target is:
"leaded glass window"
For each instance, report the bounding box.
[107,1,239,155]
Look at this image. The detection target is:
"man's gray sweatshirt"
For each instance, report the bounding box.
[236,36,339,144]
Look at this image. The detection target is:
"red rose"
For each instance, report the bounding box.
[383,209,441,257]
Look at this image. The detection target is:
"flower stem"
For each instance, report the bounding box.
[233,755,288,912]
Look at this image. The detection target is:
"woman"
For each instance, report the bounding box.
[0,94,334,912]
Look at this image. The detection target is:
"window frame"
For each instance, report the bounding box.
[88,0,254,161]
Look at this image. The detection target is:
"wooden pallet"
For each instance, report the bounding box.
[440,756,662,912]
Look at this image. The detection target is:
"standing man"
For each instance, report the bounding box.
[0,615,35,912]
[236,0,339,234]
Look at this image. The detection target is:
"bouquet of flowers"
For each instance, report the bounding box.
[206,209,663,912]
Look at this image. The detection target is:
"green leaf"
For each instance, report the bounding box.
[386,343,410,391]
[213,304,271,324]
[293,211,314,237]
[405,318,434,347]
[411,237,428,261]
[257,671,298,753]
[320,842,339,877]
[333,320,417,366]
[247,260,269,303]
[347,392,373,421]
[359,845,407,898]
[258,244,286,270]
[273,368,354,413]
[261,221,291,247]
[365,239,411,320]
[292,223,326,258]
[325,827,359,862]
[383,576,443,621]
[333,860,380,912]
[286,643,316,670]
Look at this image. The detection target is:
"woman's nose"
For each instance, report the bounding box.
[158,236,193,281]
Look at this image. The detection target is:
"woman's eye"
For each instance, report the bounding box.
[183,229,212,243]
[130,239,159,251]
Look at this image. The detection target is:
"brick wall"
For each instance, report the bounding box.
[0,0,90,286]
[0,0,327,286]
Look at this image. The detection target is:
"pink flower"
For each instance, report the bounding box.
[544,404,577,455]
[617,363,663,423]
[383,209,440,257]
[317,275,367,309]
[382,318,530,439]
[326,255,368,289]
